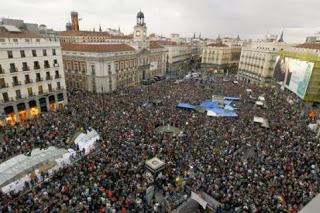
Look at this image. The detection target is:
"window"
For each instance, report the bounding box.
[25,75,31,84]
[10,63,17,73]
[27,88,33,96]
[46,72,51,80]
[13,39,18,42]
[34,61,40,69]
[52,49,56,55]
[36,73,41,82]
[7,51,13,58]
[0,78,6,88]
[22,62,29,71]
[108,65,111,74]
[20,50,25,58]
[25,39,30,42]
[44,60,50,68]
[48,83,52,92]
[115,62,119,71]
[53,59,58,67]
[2,92,9,102]
[57,82,61,89]
[32,50,37,57]
[91,65,95,75]
[38,85,43,94]
[43,49,47,56]
[15,90,21,99]
[55,70,60,79]
[36,39,40,42]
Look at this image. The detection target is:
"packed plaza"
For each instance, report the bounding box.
[0,76,319,212]
[0,8,320,213]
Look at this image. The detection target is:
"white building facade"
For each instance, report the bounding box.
[0,25,67,125]
[237,41,292,85]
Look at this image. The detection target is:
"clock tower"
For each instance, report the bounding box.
[134,10,147,44]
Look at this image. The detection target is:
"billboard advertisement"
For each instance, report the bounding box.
[274,57,314,99]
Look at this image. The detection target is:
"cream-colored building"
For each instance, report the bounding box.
[0,25,67,125]
[61,11,167,93]
[201,42,241,74]
[237,40,292,85]
[157,41,200,77]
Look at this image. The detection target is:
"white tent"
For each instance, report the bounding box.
[299,194,320,213]
[0,147,69,193]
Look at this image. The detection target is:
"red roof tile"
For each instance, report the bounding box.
[61,43,136,53]
[149,41,165,49]
[58,31,132,39]
[295,43,320,50]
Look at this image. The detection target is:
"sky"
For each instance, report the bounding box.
[0,0,319,43]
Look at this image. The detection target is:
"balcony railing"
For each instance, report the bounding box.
[54,63,59,67]
[46,76,53,80]
[0,83,9,89]
[55,74,61,79]
[44,64,50,68]
[12,81,21,86]
[1,98,14,103]
[36,77,43,82]
[16,96,23,100]
[22,66,30,71]
[34,65,40,70]
[28,92,35,97]
[10,67,18,73]
[25,79,33,84]
[38,91,44,95]
[0,69,5,74]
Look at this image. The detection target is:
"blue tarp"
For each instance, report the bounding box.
[200,100,219,109]
[224,100,233,106]
[177,103,195,110]
[224,96,240,101]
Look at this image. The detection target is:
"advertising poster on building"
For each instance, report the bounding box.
[274,57,314,99]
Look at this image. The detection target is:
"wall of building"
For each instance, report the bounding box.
[0,37,67,125]
[237,42,291,85]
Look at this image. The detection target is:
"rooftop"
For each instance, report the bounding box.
[0,25,42,38]
[207,43,229,47]
[61,43,136,53]
[295,43,320,50]
[59,30,133,39]
[149,41,165,49]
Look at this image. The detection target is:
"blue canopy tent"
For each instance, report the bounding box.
[177,103,195,110]
[224,96,240,101]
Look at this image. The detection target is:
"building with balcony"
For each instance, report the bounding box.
[237,34,293,85]
[201,41,242,75]
[0,24,67,125]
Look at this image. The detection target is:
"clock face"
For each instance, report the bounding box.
[136,31,140,36]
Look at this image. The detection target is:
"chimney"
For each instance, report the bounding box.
[71,11,79,31]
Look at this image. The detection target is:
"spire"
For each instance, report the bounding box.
[118,26,120,32]
[93,27,95,32]
[99,24,102,32]
[278,31,284,42]
[193,32,196,39]
[236,35,240,41]
[216,34,222,43]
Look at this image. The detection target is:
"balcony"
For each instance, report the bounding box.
[28,92,35,97]
[46,76,53,80]
[54,63,60,67]
[55,74,61,79]
[1,98,14,103]
[16,96,23,100]
[0,83,9,89]
[34,65,41,70]
[38,90,44,95]
[10,67,18,73]
[0,69,5,74]
[44,64,50,69]
[36,77,43,82]
[22,66,30,71]
[12,81,21,86]
[25,79,33,84]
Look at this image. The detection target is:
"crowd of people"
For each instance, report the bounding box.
[0,77,319,212]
